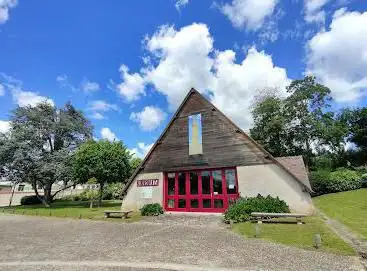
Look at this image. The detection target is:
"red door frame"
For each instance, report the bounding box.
[163,167,239,213]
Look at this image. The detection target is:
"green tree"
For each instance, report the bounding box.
[129,157,142,175]
[72,140,131,206]
[0,102,92,206]
[284,76,332,162]
[341,108,367,150]
[250,95,288,157]
[250,76,341,166]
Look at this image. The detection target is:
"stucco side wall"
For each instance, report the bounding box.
[122,172,163,211]
[237,164,314,214]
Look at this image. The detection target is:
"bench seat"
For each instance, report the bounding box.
[251,212,307,224]
[104,210,133,219]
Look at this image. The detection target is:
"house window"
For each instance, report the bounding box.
[17,185,25,192]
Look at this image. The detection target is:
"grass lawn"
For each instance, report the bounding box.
[313,189,367,239]
[0,200,141,222]
[233,217,355,256]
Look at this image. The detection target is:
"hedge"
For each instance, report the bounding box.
[224,194,290,223]
[20,195,43,205]
[140,203,164,216]
[310,168,362,195]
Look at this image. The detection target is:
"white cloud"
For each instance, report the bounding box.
[0,73,54,107]
[0,0,17,24]
[307,9,367,102]
[117,65,146,102]
[210,47,290,129]
[90,112,105,120]
[88,100,118,112]
[129,142,154,159]
[130,106,166,131]
[175,0,189,11]
[304,0,330,23]
[81,79,100,93]
[100,127,118,142]
[87,100,119,120]
[12,89,55,107]
[0,120,10,134]
[118,23,290,130]
[0,84,4,96]
[219,0,278,31]
[56,75,100,93]
[145,24,215,109]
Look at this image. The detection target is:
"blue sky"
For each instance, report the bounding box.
[0,0,366,158]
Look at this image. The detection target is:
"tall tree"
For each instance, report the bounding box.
[72,140,131,206]
[283,76,332,162]
[341,108,367,150]
[129,157,142,175]
[250,76,335,163]
[250,95,288,157]
[0,102,92,206]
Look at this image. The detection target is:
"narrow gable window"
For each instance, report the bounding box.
[188,113,203,155]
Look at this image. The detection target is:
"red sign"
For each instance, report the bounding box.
[137,179,159,187]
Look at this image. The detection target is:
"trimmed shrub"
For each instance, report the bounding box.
[224,194,290,223]
[328,169,362,192]
[20,195,43,205]
[140,203,164,216]
[310,168,362,195]
[310,170,331,196]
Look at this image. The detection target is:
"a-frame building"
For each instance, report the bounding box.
[122,88,313,214]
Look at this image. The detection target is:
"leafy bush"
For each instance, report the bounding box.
[140,203,164,216]
[224,194,290,223]
[310,168,362,195]
[103,183,124,200]
[310,170,331,196]
[20,195,43,205]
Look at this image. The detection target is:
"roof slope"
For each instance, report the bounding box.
[275,156,312,191]
[123,88,312,195]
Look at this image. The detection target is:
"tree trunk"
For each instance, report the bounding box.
[8,183,16,207]
[32,182,50,208]
[43,184,53,206]
[98,183,104,207]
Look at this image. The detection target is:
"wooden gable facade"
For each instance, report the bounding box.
[141,89,273,174]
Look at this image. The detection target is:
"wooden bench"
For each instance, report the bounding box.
[104,210,133,219]
[251,212,307,225]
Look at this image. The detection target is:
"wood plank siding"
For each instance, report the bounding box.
[142,91,272,173]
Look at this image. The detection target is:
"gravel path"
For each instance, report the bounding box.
[0,214,364,271]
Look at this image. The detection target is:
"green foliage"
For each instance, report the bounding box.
[249,76,367,168]
[0,102,92,206]
[310,168,362,195]
[140,203,164,216]
[72,140,131,204]
[129,157,142,174]
[250,93,288,157]
[341,108,367,150]
[103,183,124,200]
[21,195,43,205]
[224,195,290,223]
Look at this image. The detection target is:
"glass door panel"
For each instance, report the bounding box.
[212,170,223,195]
[167,173,175,195]
[190,172,198,195]
[225,169,237,194]
[178,172,186,195]
[201,171,211,194]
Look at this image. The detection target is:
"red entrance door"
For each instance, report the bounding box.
[164,168,239,213]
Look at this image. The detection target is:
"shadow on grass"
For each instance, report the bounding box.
[9,200,122,210]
